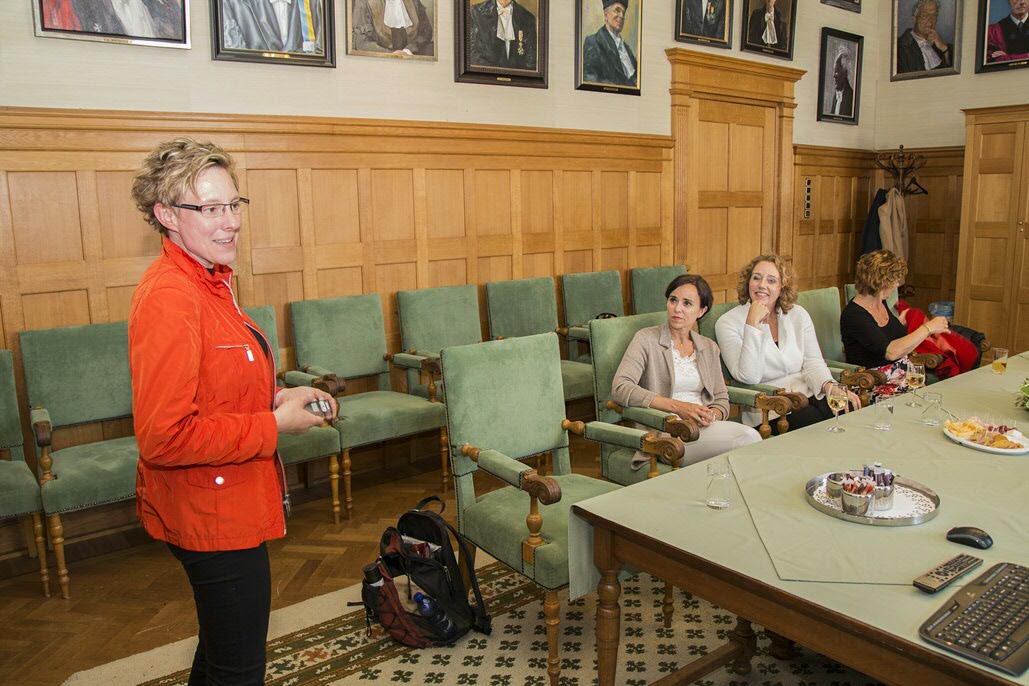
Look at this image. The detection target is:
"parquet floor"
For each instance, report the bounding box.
[0,437,601,686]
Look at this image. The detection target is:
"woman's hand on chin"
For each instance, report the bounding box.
[745,301,771,328]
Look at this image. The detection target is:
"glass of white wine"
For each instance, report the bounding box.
[906,361,925,407]
[827,382,848,433]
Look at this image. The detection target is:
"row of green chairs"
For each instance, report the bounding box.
[8,309,343,599]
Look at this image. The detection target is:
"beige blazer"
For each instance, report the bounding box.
[611,323,730,419]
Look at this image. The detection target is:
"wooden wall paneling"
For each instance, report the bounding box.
[0,107,676,565]
[0,171,24,350]
[96,171,161,260]
[792,146,876,291]
[881,147,965,308]
[75,170,111,324]
[9,171,84,266]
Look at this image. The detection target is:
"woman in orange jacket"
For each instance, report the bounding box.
[129,139,336,685]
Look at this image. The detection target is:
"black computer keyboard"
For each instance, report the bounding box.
[919,562,1029,676]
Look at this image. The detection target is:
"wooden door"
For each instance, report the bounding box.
[685,100,774,300]
[667,49,804,304]
[955,119,1026,351]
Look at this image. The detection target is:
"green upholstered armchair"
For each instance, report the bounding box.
[587,312,703,485]
[440,332,682,686]
[243,306,345,524]
[696,302,809,438]
[0,350,50,597]
[20,321,139,600]
[558,270,625,363]
[290,294,449,508]
[485,277,593,402]
[395,284,483,403]
[795,287,885,406]
[630,265,687,314]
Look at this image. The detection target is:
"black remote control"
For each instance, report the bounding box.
[913,553,984,593]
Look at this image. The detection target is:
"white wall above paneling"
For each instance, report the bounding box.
[0,2,1019,148]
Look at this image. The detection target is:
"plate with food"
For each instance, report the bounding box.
[942,417,1029,455]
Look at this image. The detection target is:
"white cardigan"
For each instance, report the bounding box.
[714,303,834,426]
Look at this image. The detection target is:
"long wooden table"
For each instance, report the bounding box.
[570,354,1029,686]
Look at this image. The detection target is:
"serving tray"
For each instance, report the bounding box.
[804,473,940,527]
[943,427,1029,455]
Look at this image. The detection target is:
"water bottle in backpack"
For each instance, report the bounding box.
[413,591,456,639]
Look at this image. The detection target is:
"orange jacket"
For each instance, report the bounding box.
[129,238,284,551]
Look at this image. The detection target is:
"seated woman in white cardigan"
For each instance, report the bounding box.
[612,274,761,468]
[714,255,859,434]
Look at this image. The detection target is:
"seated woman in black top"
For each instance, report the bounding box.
[840,250,949,368]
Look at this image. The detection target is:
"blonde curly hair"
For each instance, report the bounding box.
[854,250,907,296]
[735,254,797,313]
[131,139,238,236]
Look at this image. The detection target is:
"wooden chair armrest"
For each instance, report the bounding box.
[461,443,561,565]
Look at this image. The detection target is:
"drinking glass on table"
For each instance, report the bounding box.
[905,361,925,407]
[921,392,943,426]
[826,382,848,433]
[992,348,1009,375]
[874,394,895,431]
[705,461,732,510]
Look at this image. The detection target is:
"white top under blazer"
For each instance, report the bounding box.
[714,303,834,426]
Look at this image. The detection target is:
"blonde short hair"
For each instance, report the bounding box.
[131,138,238,236]
[735,254,797,313]
[854,250,907,296]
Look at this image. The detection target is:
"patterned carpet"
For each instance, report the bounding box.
[69,562,884,686]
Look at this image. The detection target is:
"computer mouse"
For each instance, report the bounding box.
[946,526,993,550]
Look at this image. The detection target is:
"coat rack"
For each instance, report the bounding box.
[875,145,928,196]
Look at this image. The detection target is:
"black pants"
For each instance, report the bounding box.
[770,394,835,435]
[168,543,271,686]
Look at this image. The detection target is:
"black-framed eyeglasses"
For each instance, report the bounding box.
[173,198,250,218]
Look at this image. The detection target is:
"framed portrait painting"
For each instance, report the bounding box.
[817,27,863,125]
[741,0,797,60]
[575,0,642,95]
[820,0,861,12]
[974,0,1029,73]
[455,0,549,88]
[32,0,190,49]
[212,0,336,67]
[675,0,733,49]
[348,0,437,60]
[891,0,961,80]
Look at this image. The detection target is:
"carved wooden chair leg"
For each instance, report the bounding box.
[329,452,341,524]
[544,589,561,686]
[728,616,757,674]
[439,428,450,493]
[48,513,69,599]
[662,583,675,628]
[342,448,353,521]
[765,629,798,659]
[28,514,50,598]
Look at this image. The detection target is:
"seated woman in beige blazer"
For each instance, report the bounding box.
[613,274,761,468]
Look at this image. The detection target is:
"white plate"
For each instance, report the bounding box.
[942,427,1029,455]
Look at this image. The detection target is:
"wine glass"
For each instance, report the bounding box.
[906,361,925,407]
[826,382,848,433]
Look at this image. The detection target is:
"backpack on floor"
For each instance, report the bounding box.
[354,496,491,647]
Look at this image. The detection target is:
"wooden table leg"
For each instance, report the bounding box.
[728,617,757,674]
[766,629,798,660]
[594,528,622,686]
